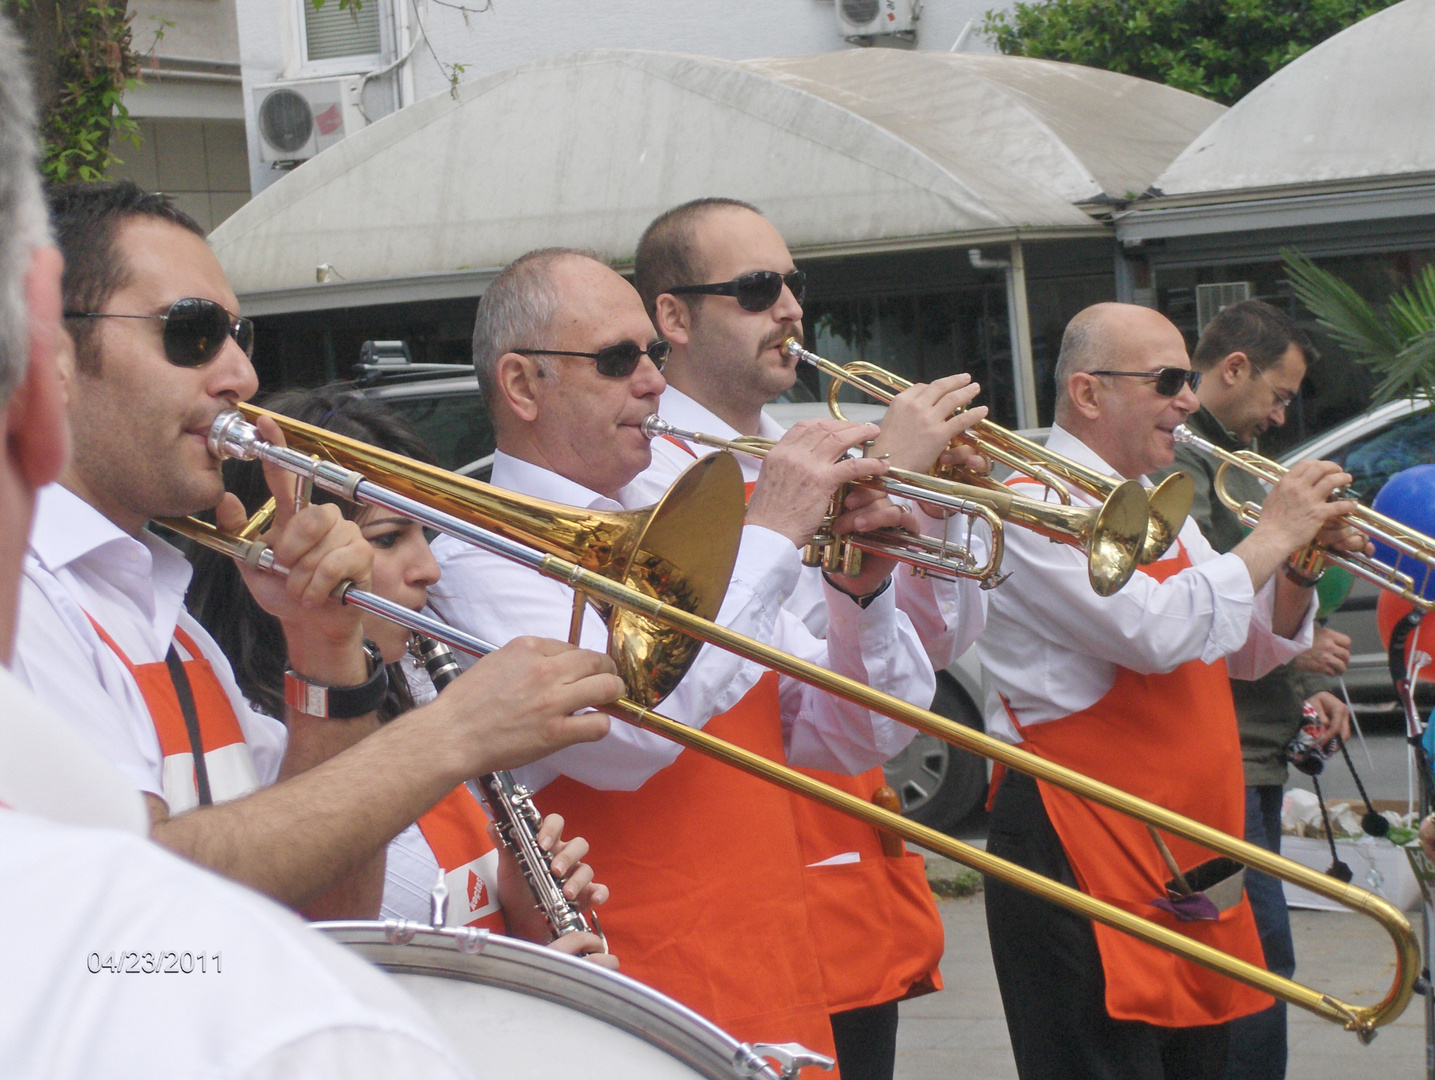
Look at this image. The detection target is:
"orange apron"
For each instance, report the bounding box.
[416,786,506,931]
[788,768,944,1010]
[1005,541,1271,1027]
[676,439,944,1013]
[540,672,838,1077]
[86,617,258,814]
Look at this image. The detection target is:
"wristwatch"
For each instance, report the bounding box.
[285,639,388,718]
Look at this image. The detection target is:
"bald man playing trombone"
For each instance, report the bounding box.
[431,245,935,1069]
[976,302,1369,1080]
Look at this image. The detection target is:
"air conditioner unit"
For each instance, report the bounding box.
[253,77,366,164]
[1195,281,1253,332]
[837,0,919,41]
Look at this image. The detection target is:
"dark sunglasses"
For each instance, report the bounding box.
[515,339,670,378]
[65,297,254,368]
[1089,366,1202,397]
[668,270,807,313]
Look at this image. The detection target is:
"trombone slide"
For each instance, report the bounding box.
[189,406,1419,1040]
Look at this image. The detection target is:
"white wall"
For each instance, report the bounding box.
[237,0,1002,194]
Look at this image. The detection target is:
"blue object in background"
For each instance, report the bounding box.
[1371,463,1435,604]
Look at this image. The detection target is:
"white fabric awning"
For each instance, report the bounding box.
[212,50,1113,297]
[1153,0,1435,196]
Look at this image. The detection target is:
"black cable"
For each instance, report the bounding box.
[1311,771,1353,883]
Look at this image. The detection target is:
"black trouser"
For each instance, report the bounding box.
[829,999,900,1080]
[985,771,1229,1080]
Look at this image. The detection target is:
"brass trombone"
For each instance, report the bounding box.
[782,338,1196,565]
[185,403,1417,1041]
[641,414,1149,598]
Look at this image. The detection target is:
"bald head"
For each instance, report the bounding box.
[1053,304,1185,426]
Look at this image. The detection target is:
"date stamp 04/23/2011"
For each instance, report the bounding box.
[87,951,221,974]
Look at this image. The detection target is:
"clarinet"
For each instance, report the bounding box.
[411,635,606,950]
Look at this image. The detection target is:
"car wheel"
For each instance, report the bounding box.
[882,672,987,835]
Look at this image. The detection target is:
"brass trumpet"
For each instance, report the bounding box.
[641,414,1148,597]
[1173,424,1435,609]
[184,403,1417,1040]
[782,338,1196,565]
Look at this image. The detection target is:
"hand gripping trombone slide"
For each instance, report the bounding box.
[176,403,1419,1042]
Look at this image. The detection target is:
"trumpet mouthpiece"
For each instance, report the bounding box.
[640,414,672,440]
[780,335,808,362]
[1172,425,1196,445]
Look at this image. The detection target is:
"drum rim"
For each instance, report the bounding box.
[314,921,778,1080]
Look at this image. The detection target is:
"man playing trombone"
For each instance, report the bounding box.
[977,302,1368,1080]
[1153,299,1352,1080]
[12,181,624,919]
[431,245,934,1068]
[629,197,989,1080]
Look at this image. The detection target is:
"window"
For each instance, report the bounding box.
[1326,408,1435,505]
[302,0,381,65]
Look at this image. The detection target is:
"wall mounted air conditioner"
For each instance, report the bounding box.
[1195,281,1253,332]
[253,77,366,164]
[837,0,919,42]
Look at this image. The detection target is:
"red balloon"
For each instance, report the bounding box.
[1376,591,1435,683]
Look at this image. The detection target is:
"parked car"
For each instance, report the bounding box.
[1278,398,1435,701]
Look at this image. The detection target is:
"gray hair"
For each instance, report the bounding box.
[1051,307,1112,423]
[0,15,50,408]
[472,247,604,404]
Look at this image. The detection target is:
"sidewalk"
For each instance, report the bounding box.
[896,869,1425,1078]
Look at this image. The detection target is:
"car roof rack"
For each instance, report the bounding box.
[353,340,476,387]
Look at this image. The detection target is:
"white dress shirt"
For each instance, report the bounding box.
[978,425,1315,741]
[0,810,473,1080]
[626,386,988,666]
[13,484,286,804]
[431,449,929,793]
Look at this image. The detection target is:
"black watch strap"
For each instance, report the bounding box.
[285,639,388,719]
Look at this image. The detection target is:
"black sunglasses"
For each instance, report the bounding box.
[1089,366,1202,396]
[65,297,254,368]
[668,270,807,313]
[515,339,670,378]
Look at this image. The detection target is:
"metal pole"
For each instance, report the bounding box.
[1007,239,1038,430]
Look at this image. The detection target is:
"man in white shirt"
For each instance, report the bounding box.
[0,25,488,1076]
[629,197,991,1080]
[12,179,623,920]
[432,245,933,1068]
[976,302,1366,1080]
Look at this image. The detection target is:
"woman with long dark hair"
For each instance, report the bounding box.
[186,386,611,961]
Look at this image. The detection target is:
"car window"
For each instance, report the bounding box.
[1324,411,1435,505]
[380,392,495,473]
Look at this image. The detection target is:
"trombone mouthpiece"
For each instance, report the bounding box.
[640,414,673,440]
[208,409,261,463]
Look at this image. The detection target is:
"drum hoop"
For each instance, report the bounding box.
[314,921,778,1080]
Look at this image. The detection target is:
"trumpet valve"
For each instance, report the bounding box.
[839,540,864,578]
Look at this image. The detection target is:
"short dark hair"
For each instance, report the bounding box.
[633,197,761,319]
[1191,299,1316,374]
[47,180,204,373]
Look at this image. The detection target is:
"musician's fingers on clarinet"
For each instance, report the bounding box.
[551,932,620,968]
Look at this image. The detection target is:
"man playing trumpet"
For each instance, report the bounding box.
[432,245,934,1068]
[630,197,992,1080]
[977,302,1368,1080]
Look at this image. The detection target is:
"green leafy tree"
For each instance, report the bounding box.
[981,0,1402,105]
[5,0,149,181]
[1283,251,1435,406]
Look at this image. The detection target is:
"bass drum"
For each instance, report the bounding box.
[316,922,782,1080]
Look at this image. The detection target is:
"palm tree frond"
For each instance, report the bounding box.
[1282,250,1403,359]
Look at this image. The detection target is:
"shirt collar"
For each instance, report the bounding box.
[1187,405,1251,454]
[489,450,625,512]
[658,386,787,444]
